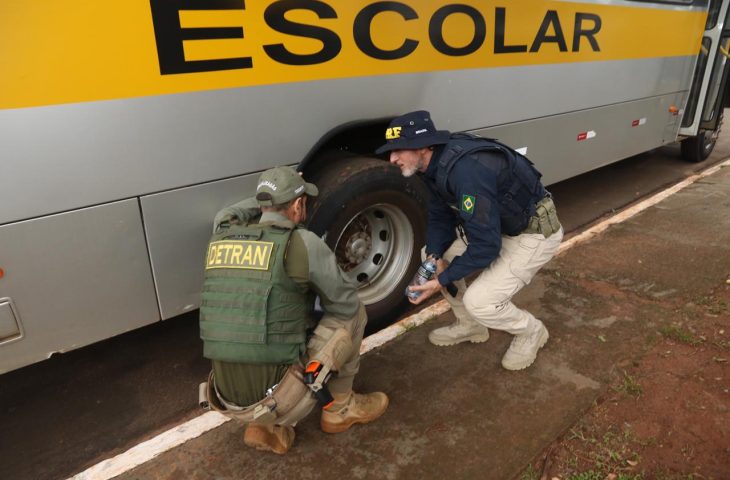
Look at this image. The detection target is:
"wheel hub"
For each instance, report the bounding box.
[345,232,372,264]
[332,202,415,304]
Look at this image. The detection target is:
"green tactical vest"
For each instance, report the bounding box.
[199,221,309,365]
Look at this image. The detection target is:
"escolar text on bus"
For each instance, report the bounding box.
[149,0,602,75]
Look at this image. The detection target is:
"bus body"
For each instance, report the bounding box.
[2,0,729,373]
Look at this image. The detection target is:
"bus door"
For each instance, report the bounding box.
[679,0,730,160]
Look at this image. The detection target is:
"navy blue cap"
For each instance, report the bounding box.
[375,110,451,154]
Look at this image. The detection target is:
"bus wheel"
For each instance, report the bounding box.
[306,157,428,330]
[681,129,717,163]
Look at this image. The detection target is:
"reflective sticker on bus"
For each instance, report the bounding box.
[577,130,596,141]
[206,240,274,270]
[0,0,708,110]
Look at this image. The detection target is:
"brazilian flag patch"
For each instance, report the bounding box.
[461,195,475,214]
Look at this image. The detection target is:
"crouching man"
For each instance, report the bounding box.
[199,166,388,454]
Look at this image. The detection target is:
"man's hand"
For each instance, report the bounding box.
[407,278,442,305]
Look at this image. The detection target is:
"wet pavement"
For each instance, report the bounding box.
[111,162,730,479]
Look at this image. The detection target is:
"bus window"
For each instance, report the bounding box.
[706,0,724,30]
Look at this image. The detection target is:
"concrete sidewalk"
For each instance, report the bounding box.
[117,163,730,480]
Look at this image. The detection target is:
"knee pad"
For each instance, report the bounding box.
[307,327,352,372]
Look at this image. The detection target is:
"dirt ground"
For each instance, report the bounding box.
[521,280,730,480]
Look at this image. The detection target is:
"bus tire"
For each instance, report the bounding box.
[306,157,428,330]
[681,129,716,163]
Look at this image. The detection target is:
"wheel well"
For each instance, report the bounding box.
[298,117,394,177]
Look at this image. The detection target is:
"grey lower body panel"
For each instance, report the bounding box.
[139,173,261,320]
[0,200,159,374]
[140,92,688,324]
[476,92,687,185]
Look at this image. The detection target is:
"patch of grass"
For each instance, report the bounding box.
[518,463,538,480]
[636,435,659,448]
[710,299,728,315]
[562,424,642,476]
[655,473,702,480]
[565,472,603,480]
[658,325,702,346]
[694,295,728,315]
[568,427,590,442]
[613,371,643,398]
[593,429,639,471]
[566,472,643,480]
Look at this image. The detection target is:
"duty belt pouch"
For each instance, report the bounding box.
[200,367,309,424]
[543,197,561,235]
[269,364,311,413]
[534,197,561,238]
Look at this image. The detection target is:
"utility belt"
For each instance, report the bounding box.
[521,195,561,238]
[198,365,313,424]
[198,327,352,423]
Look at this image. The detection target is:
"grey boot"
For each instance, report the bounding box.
[428,318,490,346]
[501,320,549,370]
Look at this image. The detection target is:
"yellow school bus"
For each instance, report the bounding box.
[1,0,728,373]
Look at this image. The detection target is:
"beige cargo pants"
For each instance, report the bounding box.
[435,229,563,335]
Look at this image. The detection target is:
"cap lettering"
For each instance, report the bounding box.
[257,180,277,191]
[386,126,402,140]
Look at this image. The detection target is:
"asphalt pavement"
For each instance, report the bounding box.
[109,160,730,479]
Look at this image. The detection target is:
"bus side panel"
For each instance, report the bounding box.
[425,56,694,136]
[139,174,260,320]
[0,200,160,374]
[476,92,687,186]
[0,57,695,226]
[138,94,689,326]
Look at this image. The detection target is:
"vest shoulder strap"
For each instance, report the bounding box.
[435,135,512,195]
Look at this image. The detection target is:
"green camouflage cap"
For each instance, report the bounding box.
[255,166,319,206]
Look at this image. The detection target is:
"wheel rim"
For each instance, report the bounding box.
[333,203,414,304]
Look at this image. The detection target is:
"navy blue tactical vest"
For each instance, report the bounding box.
[435,133,546,235]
